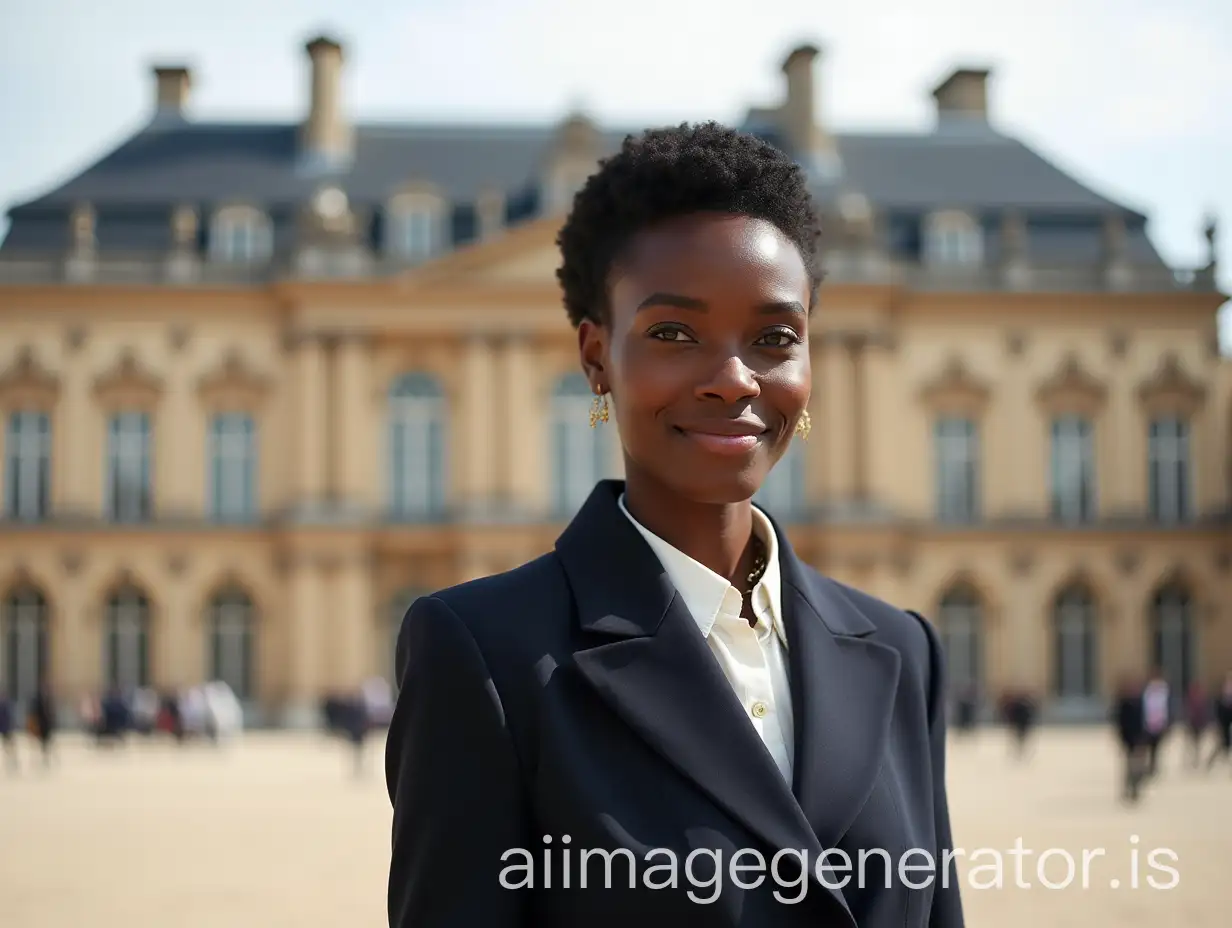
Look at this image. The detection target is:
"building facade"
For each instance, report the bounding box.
[1,36,1229,725]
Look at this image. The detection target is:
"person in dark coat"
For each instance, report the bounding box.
[0,693,17,773]
[27,686,57,768]
[1183,681,1211,768]
[1112,676,1147,802]
[385,123,965,928]
[1206,672,1232,771]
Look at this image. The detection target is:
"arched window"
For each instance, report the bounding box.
[207,588,256,701]
[1150,582,1196,698]
[549,373,612,516]
[754,440,806,519]
[1052,584,1099,699]
[2,585,49,702]
[388,373,447,520]
[937,584,983,697]
[104,585,151,690]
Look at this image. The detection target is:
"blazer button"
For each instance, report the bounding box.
[751,701,768,719]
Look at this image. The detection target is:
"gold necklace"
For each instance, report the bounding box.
[744,536,768,591]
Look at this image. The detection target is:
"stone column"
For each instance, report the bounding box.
[291,334,329,514]
[284,555,325,727]
[333,334,375,515]
[155,374,199,518]
[497,334,539,515]
[158,560,196,688]
[331,554,374,688]
[459,334,498,515]
[819,334,856,510]
[55,362,96,517]
[860,335,899,514]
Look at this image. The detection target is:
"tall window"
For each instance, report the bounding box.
[550,373,612,517]
[1052,584,1099,699]
[106,412,152,522]
[208,589,255,701]
[4,411,50,521]
[935,417,979,523]
[388,205,440,262]
[388,373,447,520]
[754,440,806,519]
[1150,583,1196,698]
[104,586,151,690]
[1050,416,1096,523]
[208,413,257,522]
[938,584,983,697]
[2,586,49,702]
[1148,416,1191,523]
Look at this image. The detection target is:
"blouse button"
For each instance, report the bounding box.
[751,701,768,719]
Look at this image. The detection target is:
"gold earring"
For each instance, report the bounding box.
[794,409,811,440]
[589,392,610,428]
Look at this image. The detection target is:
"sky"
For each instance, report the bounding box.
[0,0,1228,347]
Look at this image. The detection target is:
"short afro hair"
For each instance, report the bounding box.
[555,121,824,328]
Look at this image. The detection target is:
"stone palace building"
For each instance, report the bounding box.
[1,35,1229,725]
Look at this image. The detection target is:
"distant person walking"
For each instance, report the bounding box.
[1206,672,1232,771]
[0,693,18,773]
[1112,676,1148,803]
[1184,682,1211,768]
[26,685,57,768]
[1141,671,1170,777]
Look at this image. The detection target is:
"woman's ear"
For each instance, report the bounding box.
[577,319,609,391]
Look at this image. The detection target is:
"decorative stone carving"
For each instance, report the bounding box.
[61,551,85,576]
[94,349,163,408]
[168,324,192,352]
[1008,550,1034,576]
[197,348,272,410]
[1005,331,1027,357]
[1108,330,1129,359]
[918,357,990,416]
[0,346,60,409]
[1136,353,1206,417]
[1035,352,1107,416]
[65,326,88,352]
[167,553,189,577]
[1116,550,1140,575]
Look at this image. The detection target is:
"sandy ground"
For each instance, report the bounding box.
[1,727,1229,927]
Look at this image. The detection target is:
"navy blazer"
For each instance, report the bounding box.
[386,479,964,927]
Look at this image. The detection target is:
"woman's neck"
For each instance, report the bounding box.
[622,470,756,584]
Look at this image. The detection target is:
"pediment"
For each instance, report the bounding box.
[197,349,272,410]
[395,216,564,289]
[918,356,990,414]
[1137,353,1205,416]
[1035,352,1106,415]
[94,349,163,408]
[0,346,59,409]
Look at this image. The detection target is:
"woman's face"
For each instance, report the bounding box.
[579,212,812,504]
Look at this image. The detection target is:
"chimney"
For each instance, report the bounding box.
[152,65,191,123]
[779,43,841,180]
[780,44,821,157]
[300,35,352,168]
[932,68,991,128]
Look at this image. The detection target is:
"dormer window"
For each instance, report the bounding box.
[210,206,273,263]
[387,193,445,262]
[925,210,983,266]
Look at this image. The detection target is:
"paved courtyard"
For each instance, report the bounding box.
[1,727,1229,927]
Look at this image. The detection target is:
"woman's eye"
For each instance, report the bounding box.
[648,326,695,342]
[756,329,801,348]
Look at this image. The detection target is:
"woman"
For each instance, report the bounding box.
[386,122,964,928]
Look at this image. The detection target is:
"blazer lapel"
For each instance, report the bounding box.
[556,483,837,899]
[773,526,903,853]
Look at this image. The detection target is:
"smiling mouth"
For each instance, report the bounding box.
[673,423,768,455]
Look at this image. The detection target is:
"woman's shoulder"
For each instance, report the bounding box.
[404,551,573,645]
